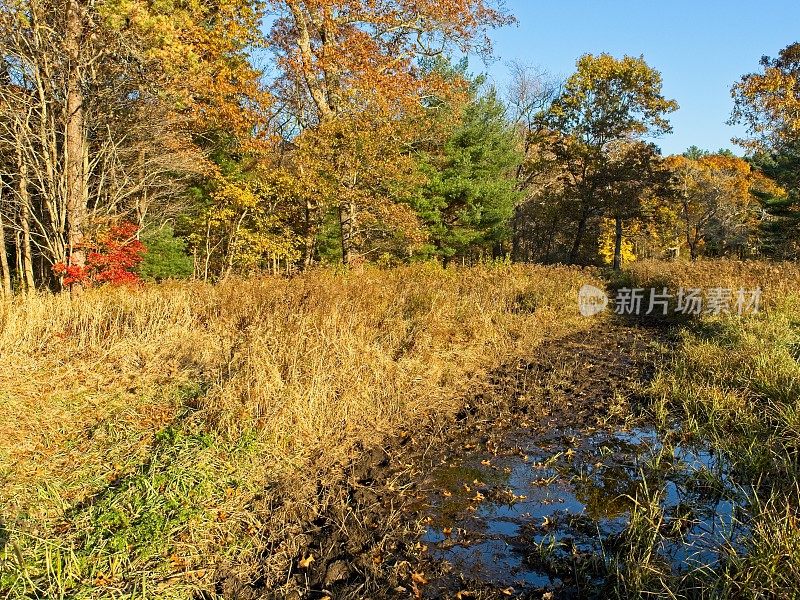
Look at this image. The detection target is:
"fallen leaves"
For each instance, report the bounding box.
[411,571,428,584]
[298,554,315,569]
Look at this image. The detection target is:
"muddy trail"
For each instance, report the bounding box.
[262,320,743,600]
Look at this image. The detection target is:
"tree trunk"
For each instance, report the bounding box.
[17,159,35,291]
[568,211,589,264]
[544,212,559,263]
[688,234,698,261]
[0,184,12,296]
[511,204,523,262]
[492,241,505,260]
[303,198,316,268]
[612,215,623,271]
[286,0,335,121]
[135,148,147,232]
[64,0,87,294]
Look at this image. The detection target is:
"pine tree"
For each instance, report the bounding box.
[414,82,521,262]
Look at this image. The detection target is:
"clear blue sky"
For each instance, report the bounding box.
[480,0,800,156]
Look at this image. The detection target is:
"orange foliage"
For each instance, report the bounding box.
[731,42,800,150]
[265,0,512,123]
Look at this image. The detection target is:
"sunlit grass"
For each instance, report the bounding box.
[4,259,800,598]
[615,261,800,598]
[0,262,600,598]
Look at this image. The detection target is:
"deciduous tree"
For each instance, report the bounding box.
[731,42,800,151]
[665,153,765,259]
[541,53,678,264]
[265,0,513,263]
[0,0,271,290]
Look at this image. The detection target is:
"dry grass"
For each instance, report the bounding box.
[623,258,800,308]
[0,262,600,598]
[8,259,799,599]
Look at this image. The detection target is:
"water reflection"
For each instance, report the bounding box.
[420,426,746,592]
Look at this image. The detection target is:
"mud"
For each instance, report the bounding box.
[225,322,743,599]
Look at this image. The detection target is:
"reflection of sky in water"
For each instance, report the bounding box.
[421,426,748,590]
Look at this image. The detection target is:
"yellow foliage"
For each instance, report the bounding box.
[598,219,637,266]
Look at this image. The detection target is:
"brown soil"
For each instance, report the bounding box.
[217,320,671,600]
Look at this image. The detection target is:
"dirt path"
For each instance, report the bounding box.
[233,319,676,600]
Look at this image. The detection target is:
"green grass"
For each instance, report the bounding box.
[611,270,800,598]
[1,414,272,599]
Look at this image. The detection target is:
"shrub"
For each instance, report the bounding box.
[53,222,146,287]
[137,226,194,281]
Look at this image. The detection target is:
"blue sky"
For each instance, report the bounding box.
[479,0,800,156]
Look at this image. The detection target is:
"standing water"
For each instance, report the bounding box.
[418,424,746,596]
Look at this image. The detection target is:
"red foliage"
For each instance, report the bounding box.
[53,222,146,287]
[52,263,88,287]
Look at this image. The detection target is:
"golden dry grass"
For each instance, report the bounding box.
[4,259,800,598]
[1,263,600,469]
[624,258,800,306]
[0,262,601,597]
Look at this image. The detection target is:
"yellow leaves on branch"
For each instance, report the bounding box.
[665,154,777,208]
[103,0,273,144]
[660,153,767,257]
[195,172,303,274]
[731,42,800,149]
[599,218,637,266]
[552,53,679,139]
[212,182,260,213]
[290,114,428,245]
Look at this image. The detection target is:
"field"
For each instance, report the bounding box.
[1,260,800,599]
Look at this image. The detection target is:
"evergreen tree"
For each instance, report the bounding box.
[750,142,800,259]
[137,226,194,281]
[414,84,522,262]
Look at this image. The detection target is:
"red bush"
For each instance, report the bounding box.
[54,222,146,287]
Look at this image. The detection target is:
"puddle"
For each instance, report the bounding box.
[419,425,747,594]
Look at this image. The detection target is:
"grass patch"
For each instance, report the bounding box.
[2,414,276,599]
[610,261,800,598]
[0,262,600,598]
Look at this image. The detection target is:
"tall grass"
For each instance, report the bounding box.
[0,262,600,598]
[617,260,800,598]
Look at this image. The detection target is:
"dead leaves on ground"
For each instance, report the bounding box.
[298,554,315,569]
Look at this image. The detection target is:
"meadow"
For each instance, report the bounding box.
[0,263,600,598]
[1,260,800,599]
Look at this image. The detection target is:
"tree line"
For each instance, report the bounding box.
[0,0,797,293]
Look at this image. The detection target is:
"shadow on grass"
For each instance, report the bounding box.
[0,518,8,552]
[63,404,201,519]
[602,277,701,335]
[1,381,233,598]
